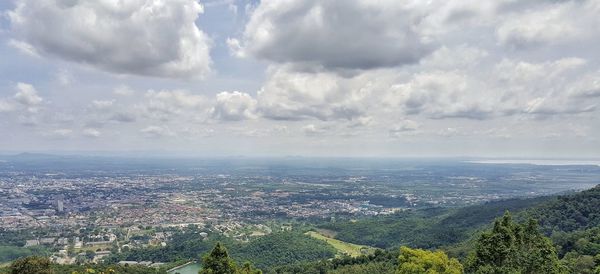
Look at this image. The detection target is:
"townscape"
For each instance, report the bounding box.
[1,156,598,268]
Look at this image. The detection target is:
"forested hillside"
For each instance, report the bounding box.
[320,195,553,249]
[529,185,600,233]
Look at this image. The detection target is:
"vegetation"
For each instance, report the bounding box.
[529,185,600,233]
[272,249,400,274]
[3,186,600,273]
[466,212,564,274]
[397,246,462,274]
[105,227,232,263]
[200,242,261,274]
[7,256,52,274]
[320,196,552,249]
[1,257,166,274]
[0,246,49,264]
[233,232,336,269]
[305,231,376,257]
[200,242,238,274]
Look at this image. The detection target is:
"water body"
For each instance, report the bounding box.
[167,262,201,274]
[470,159,600,166]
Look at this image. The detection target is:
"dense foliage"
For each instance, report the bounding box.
[233,232,336,269]
[529,185,600,233]
[7,256,52,274]
[200,242,262,274]
[466,212,564,274]
[551,227,600,273]
[321,196,552,249]
[272,249,399,274]
[2,256,167,274]
[200,242,239,274]
[397,246,463,274]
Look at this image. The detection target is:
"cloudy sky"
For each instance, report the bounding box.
[0,0,599,158]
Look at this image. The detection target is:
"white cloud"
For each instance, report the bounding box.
[389,120,420,137]
[55,69,74,86]
[385,71,495,120]
[257,65,371,121]
[239,0,434,70]
[569,71,600,99]
[495,1,591,48]
[141,126,175,138]
[113,85,135,96]
[8,0,212,78]
[211,91,257,121]
[44,129,73,139]
[82,128,101,138]
[226,38,246,58]
[302,124,327,136]
[91,100,114,110]
[13,82,42,106]
[8,39,39,57]
[141,90,208,121]
[0,100,14,113]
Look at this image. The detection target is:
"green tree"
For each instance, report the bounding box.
[561,252,596,274]
[200,242,237,274]
[236,262,262,274]
[396,246,463,274]
[466,211,565,274]
[9,256,54,274]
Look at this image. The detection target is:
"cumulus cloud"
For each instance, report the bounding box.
[44,129,73,139]
[569,71,600,99]
[495,1,597,48]
[91,100,114,110]
[386,71,496,120]
[257,65,371,121]
[13,82,42,107]
[55,69,74,86]
[240,0,600,127]
[141,90,208,121]
[0,100,13,113]
[211,91,257,121]
[8,39,39,57]
[8,0,212,78]
[239,0,434,70]
[493,58,596,116]
[82,128,101,138]
[113,85,135,96]
[141,126,175,138]
[389,120,420,137]
[302,124,327,136]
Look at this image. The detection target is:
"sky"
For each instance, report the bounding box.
[0,0,599,158]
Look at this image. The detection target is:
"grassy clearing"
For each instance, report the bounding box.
[305,231,377,258]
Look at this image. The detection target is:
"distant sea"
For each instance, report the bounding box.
[470,159,600,166]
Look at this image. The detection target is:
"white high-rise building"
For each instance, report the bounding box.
[56,196,64,213]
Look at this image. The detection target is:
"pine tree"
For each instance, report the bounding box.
[466,211,565,274]
[200,242,237,274]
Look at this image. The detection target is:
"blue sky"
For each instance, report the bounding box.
[0,0,599,158]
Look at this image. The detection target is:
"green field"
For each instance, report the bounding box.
[305,231,377,257]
